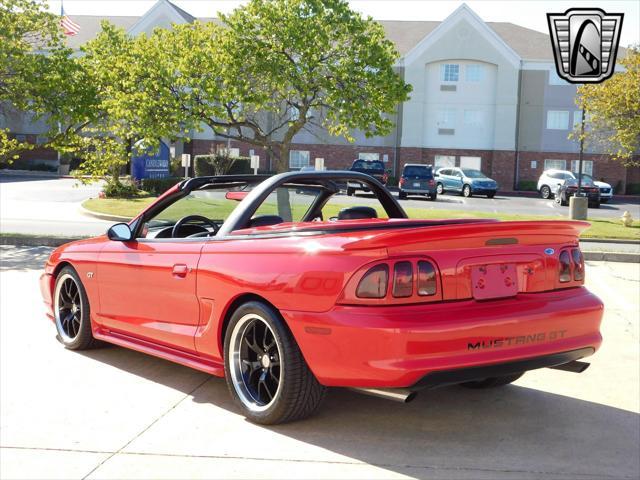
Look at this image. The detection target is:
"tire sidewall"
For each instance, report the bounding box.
[223,301,296,424]
[463,185,471,197]
[54,266,92,349]
[436,183,443,194]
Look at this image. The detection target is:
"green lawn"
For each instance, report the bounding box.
[82,196,639,240]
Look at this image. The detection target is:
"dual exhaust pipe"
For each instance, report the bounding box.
[349,361,590,403]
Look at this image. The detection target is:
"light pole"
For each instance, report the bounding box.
[576,107,586,196]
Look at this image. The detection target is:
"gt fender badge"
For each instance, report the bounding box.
[544,248,555,255]
[87,272,94,279]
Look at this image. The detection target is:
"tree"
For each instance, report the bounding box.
[113,0,411,172]
[0,0,98,162]
[575,46,640,167]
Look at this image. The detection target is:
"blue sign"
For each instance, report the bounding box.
[131,140,170,180]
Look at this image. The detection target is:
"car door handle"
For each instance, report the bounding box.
[172,264,189,277]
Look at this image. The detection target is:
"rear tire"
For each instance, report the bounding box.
[53,266,98,350]
[461,372,524,389]
[428,192,437,201]
[398,190,407,200]
[436,183,444,195]
[346,187,355,196]
[540,185,551,199]
[224,301,326,425]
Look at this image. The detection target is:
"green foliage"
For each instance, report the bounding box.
[140,177,182,196]
[518,180,538,191]
[101,179,139,199]
[0,0,99,161]
[90,0,411,172]
[575,46,640,166]
[626,183,640,195]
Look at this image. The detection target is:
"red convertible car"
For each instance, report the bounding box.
[40,171,603,424]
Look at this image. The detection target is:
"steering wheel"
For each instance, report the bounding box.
[171,215,219,238]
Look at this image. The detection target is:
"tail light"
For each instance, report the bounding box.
[339,258,442,305]
[356,264,388,298]
[382,172,389,183]
[572,248,584,281]
[398,177,405,187]
[428,179,435,186]
[558,251,572,282]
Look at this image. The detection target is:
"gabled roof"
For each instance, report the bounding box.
[59,1,572,61]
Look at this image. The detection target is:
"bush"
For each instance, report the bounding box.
[626,183,640,195]
[102,180,139,199]
[140,177,182,196]
[518,180,537,191]
[194,154,251,176]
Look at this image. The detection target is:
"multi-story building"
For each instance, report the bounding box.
[2,1,637,192]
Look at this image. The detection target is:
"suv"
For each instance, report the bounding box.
[435,167,498,198]
[398,164,437,200]
[346,159,388,196]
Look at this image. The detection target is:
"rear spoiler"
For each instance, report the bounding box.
[342,220,590,252]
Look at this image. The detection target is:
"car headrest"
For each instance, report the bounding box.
[248,215,284,228]
[337,206,378,220]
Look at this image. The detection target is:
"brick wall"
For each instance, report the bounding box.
[185,138,638,194]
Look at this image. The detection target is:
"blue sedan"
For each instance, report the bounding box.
[435,167,499,198]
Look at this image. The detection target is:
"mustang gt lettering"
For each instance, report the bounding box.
[39,171,604,424]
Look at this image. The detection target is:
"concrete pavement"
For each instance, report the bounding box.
[0,245,638,479]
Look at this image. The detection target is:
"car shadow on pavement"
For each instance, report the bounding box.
[80,344,639,479]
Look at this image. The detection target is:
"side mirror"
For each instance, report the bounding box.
[107,223,133,242]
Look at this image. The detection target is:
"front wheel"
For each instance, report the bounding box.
[462,184,472,197]
[436,183,444,195]
[224,301,326,425]
[346,187,355,196]
[486,192,495,199]
[540,185,551,199]
[398,190,407,200]
[54,266,98,350]
[461,372,524,389]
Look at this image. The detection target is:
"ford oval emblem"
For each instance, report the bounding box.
[544,248,555,255]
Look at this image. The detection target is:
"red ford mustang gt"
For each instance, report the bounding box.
[40,171,603,424]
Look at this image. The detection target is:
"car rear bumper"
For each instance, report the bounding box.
[283,287,603,388]
[400,187,436,194]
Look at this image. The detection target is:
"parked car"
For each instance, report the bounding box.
[435,167,498,198]
[40,171,603,425]
[398,164,437,200]
[555,177,601,208]
[583,174,613,203]
[536,169,611,201]
[346,159,388,196]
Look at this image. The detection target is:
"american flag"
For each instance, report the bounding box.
[60,3,80,36]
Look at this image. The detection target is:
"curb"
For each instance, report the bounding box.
[583,251,640,263]
[0,236,84,247]
[78,204,131,222]
[580,238,639,245]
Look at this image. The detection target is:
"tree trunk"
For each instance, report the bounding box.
[275,143,292,221]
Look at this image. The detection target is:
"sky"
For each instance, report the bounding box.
[48,0,639,48]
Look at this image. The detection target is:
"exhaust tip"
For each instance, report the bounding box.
[349,387,418,403]
[405,391,418,403]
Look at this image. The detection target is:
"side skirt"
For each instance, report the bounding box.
[93,329,225,377]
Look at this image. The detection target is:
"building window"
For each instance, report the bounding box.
[358,152,380,161]
[219,147,240,158]
[289,150,310,169]
[36,135,48,145]
[15,134,27,142]
[571,160,593,176]
[546,110,569,130]
[441,64,459,82]
[531,160,537,169]
[465,64,483,82]
[544,159,567,171]
[549,69,569,85]
[437,108,456,129]
[463,109,483,127]
[434,155,455,168]
[573,110,584,128]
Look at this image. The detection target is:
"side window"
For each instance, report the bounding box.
[252,186,319,222]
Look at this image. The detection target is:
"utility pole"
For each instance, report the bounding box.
[576,107,586,196]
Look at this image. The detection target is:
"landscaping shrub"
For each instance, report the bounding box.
[140,177,182,196]
[102,180,139,198]
[194,153,251,176]
[518,180,538,191]
[626,183,640,195]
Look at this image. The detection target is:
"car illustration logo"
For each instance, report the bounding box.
[544,248,555,255]
[547,8,624,84]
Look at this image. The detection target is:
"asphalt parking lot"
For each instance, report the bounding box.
[0,245,639,480]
